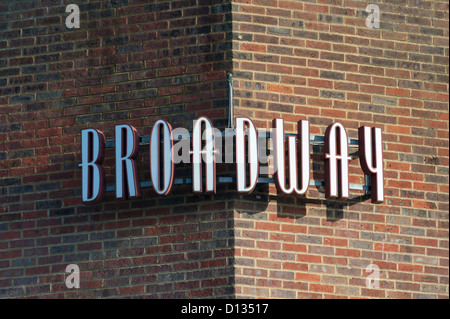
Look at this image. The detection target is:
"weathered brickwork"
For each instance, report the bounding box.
[232,0,449,298]
[0,0,235,298]
[0,0,448,299]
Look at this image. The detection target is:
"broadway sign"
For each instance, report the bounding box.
[79,117,384,204]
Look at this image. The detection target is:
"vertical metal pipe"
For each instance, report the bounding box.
[227,73,234,129]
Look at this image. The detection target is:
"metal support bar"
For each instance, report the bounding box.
[105,133,359,148]
[364,174,371,195]
[105,176,370,192]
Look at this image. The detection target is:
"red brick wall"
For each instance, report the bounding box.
[0,0,235,298]
[0,0,449,299]
[232,0,449,298]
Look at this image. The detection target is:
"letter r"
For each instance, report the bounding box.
[115,124,141,200]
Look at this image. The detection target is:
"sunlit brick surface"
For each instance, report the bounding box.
[0,0,448,299]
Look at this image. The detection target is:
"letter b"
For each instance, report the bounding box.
[80,129,106,204]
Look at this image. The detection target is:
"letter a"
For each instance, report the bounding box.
[66,4,80,29]
[324,123,352,199]
[365,264,380,289]
[365,4,380,29]
[80,129,105,204]
[65,264,80,289]
[191,117,217,193]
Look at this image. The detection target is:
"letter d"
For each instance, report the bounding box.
[225,304,234,314]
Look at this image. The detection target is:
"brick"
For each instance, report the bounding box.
[0,0,448,301]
